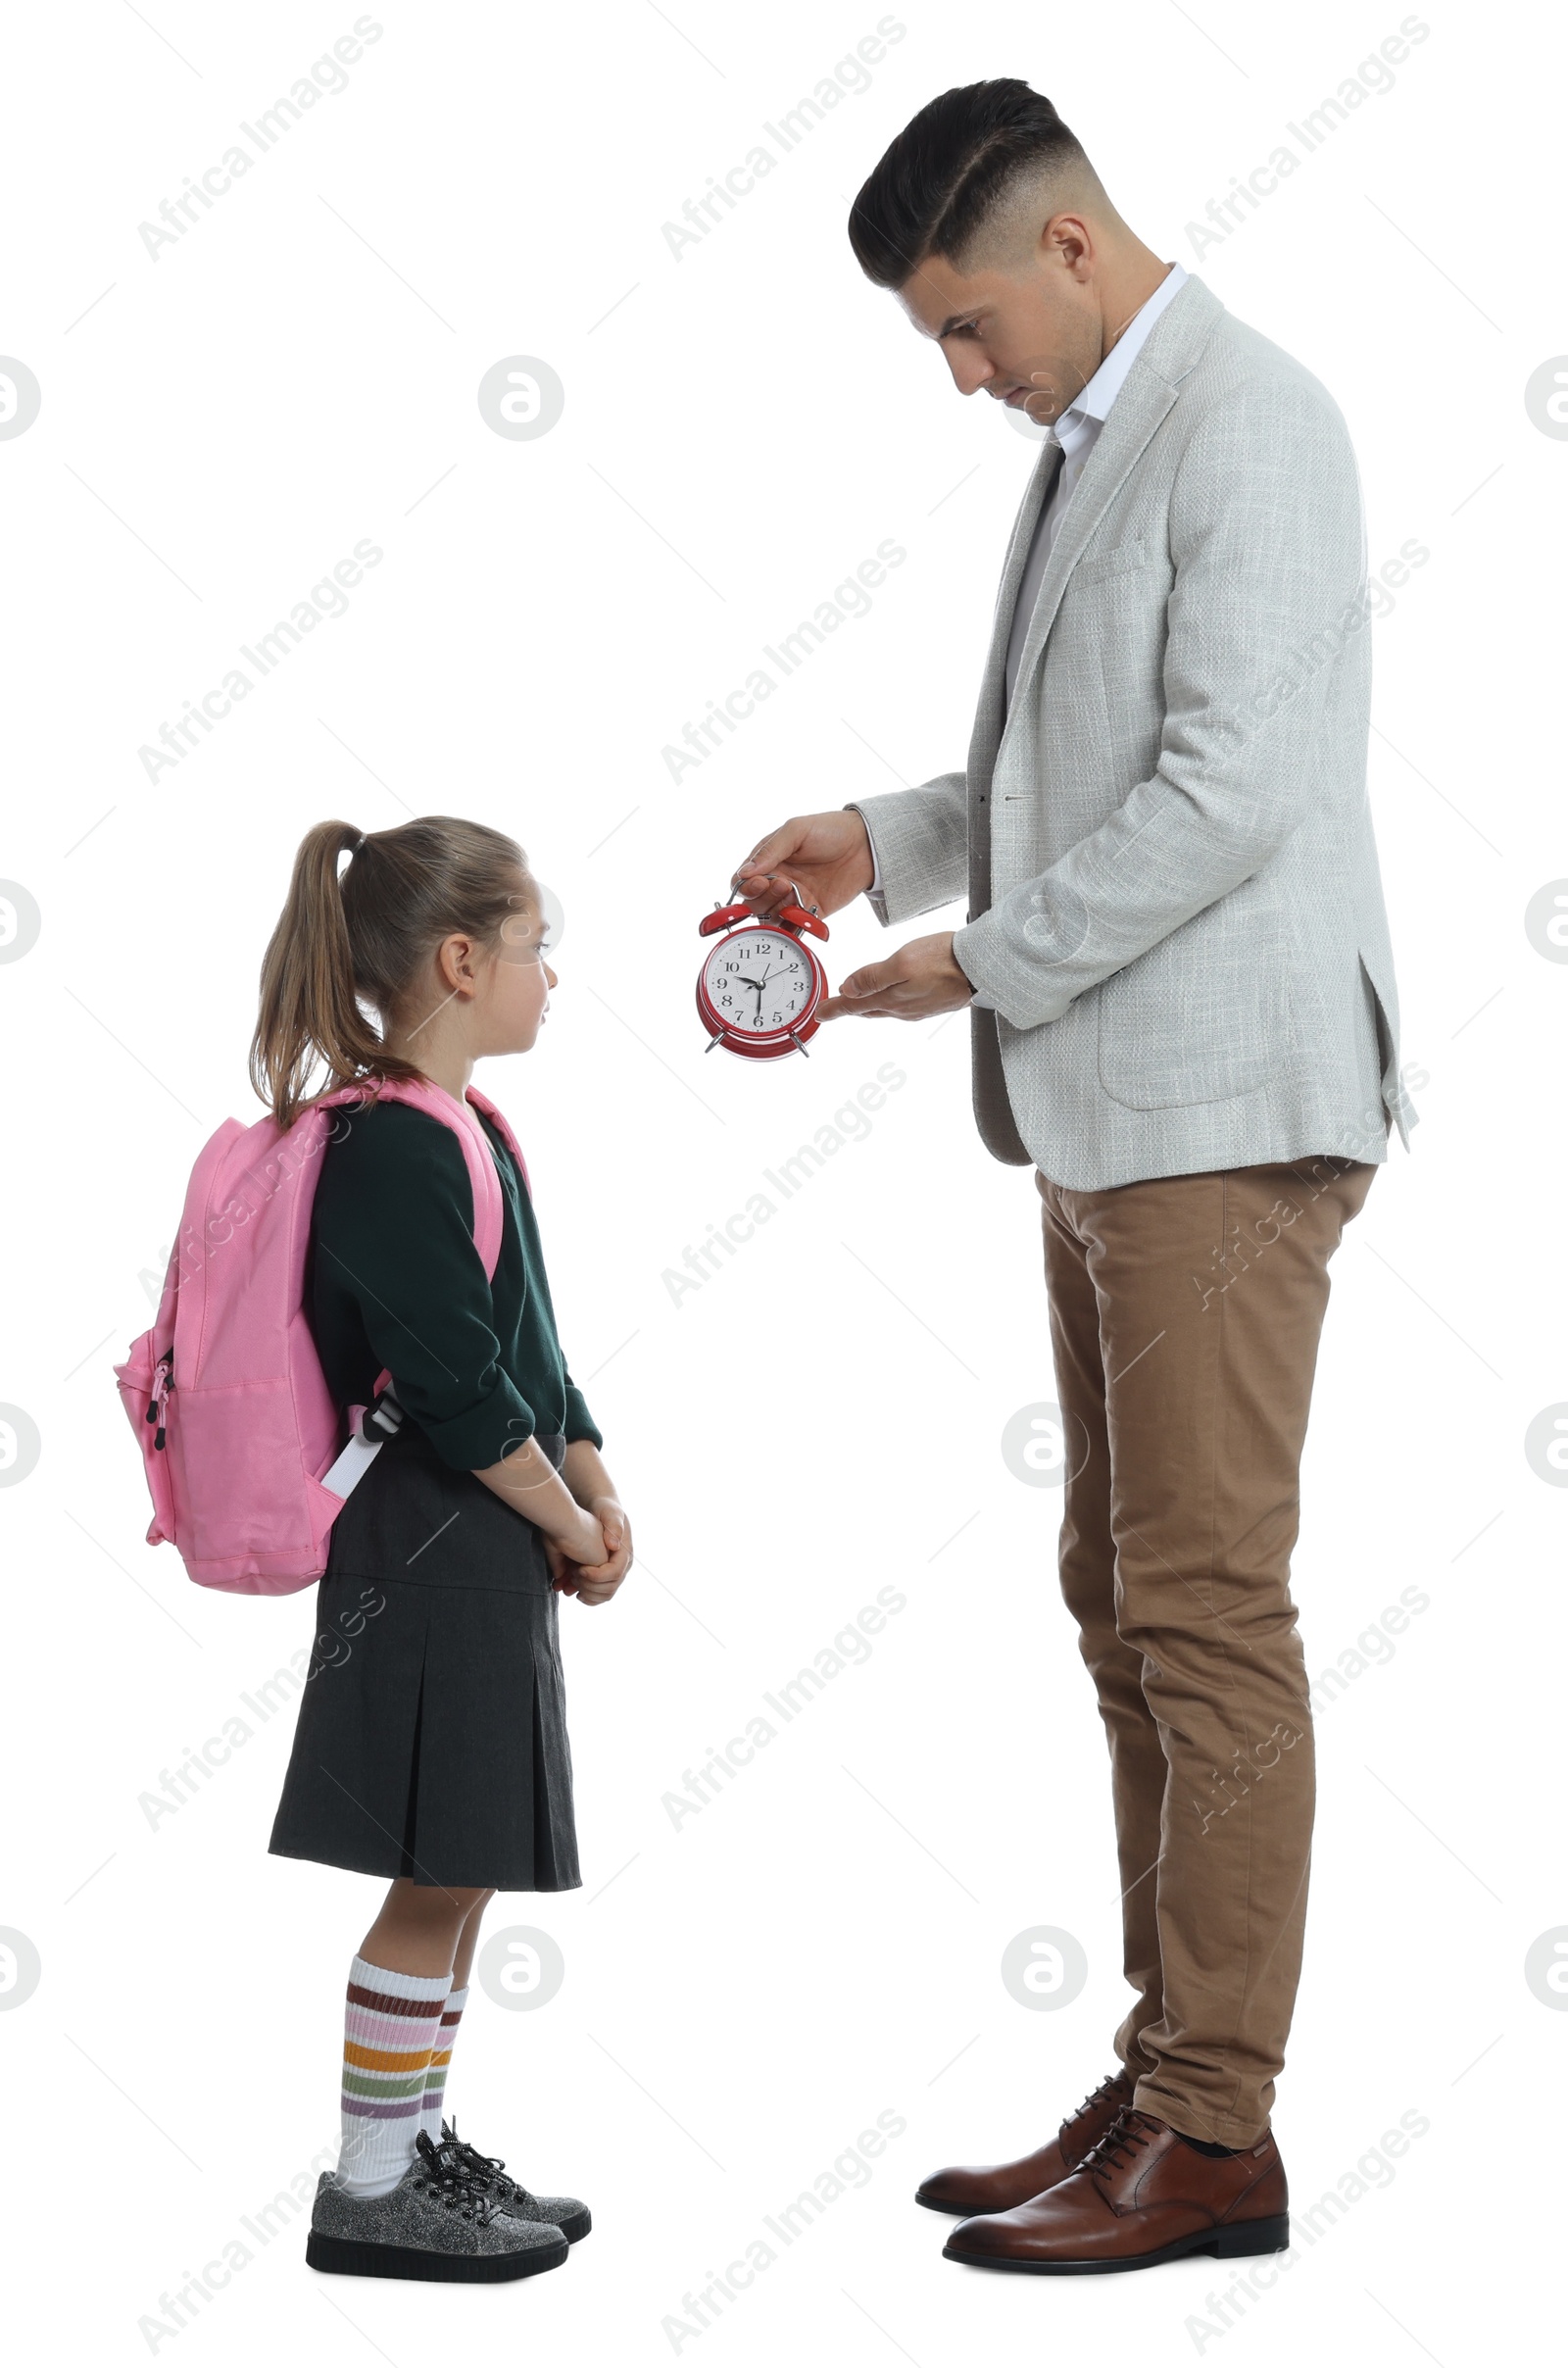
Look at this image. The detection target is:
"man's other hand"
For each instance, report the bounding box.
[822,932,974,1021]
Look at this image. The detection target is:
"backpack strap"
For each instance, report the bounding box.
[318,1077,509,1278]
[316,1075,524,1481]
[463,1080,531,1194]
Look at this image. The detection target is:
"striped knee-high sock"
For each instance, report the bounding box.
[418,1983,469,2145]
[336,1956,452,2197]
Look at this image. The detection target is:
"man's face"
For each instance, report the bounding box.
[896,225,1103,428]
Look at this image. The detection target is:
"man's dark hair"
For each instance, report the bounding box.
[848,79,1095,289]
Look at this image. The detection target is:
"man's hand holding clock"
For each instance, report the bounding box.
[732,811,975,1023]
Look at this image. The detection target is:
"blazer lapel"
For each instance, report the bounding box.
[964,437,1062,786]
[980,275,1224,786]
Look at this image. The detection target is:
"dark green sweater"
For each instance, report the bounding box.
[307,1099,600,1469]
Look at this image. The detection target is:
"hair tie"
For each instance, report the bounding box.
[353,833,367,853]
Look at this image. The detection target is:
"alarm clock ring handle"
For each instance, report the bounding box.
[697,886,830,943]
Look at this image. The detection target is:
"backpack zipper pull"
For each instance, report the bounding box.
[147,1353,173,1450]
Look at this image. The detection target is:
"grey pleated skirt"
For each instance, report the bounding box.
[269,1423,580,1892]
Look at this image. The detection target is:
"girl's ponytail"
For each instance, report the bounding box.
[249,814,529,1131]
[249,820,411,1132]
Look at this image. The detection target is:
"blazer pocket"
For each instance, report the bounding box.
[1097,913,1292,1110]
[1069,537,1152,589]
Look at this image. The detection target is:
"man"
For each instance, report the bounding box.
[733,80,1412,2276]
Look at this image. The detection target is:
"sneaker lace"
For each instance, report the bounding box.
[411,2126,502,2223]
[442,2118,539,2210]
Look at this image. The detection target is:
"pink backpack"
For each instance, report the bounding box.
[115,1076,528,1596]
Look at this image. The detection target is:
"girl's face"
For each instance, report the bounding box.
[474,873,559,1056]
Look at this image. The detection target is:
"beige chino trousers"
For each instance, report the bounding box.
[1037,1155,1377,2146]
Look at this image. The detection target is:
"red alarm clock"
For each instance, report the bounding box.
[696,888,830,1060]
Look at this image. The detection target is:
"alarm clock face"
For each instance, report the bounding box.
[701,929,817,1040]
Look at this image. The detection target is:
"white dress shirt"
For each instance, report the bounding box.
[864,262,1189,912]
[1003,261,1188,709]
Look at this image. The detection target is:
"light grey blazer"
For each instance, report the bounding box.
[851,272,1413,1190]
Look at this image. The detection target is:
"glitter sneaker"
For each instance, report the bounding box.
[306,2129,568,2282]
[437,2116,592,2244]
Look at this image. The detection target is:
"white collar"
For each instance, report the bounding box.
[1054,262,1189,452]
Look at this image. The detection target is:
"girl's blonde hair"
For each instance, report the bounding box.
[249,815,532,1131]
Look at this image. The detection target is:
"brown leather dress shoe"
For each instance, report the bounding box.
[914,2070,1135,2216]
[942,2106,1290,2274]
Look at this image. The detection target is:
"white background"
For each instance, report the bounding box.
[2,2,1563,2361]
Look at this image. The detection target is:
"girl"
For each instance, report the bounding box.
[254,815,631,2284]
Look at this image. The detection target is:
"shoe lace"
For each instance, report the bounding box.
[411,2126,502,2223]
[442,2118,539,2210]
[1069,2071,1128,2124]
[1078,2106,1156,2182]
